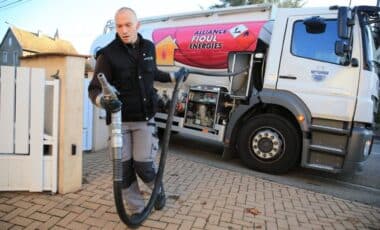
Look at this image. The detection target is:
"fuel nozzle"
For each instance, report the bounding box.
[97,73,119,100]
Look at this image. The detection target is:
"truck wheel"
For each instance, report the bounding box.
[237,114,301,174]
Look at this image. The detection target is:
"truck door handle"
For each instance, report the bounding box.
[279,75,297,80]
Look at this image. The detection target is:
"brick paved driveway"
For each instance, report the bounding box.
[1,150,379,229]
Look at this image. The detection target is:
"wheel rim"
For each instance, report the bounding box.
[250,128,284,161]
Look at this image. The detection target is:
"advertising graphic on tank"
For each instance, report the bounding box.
[152,21,267,69]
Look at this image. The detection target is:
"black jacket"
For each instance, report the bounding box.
[88,33,171,124]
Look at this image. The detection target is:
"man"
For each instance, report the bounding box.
[88,7,188,214]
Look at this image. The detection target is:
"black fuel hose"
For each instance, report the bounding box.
[100,67,247,228]
[98,73,185,228]
[187,67,248,77]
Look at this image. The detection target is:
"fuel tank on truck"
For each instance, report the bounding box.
[90,4,274,89]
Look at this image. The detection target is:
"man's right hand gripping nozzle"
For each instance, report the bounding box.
[96,73,122,113]
[100,97,122,113]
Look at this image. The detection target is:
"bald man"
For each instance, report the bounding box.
[88,7,188,214]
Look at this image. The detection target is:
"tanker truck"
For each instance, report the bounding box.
[90,4,380,174]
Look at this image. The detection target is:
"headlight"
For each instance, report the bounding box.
[363,138,373,158]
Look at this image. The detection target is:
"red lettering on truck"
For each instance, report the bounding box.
[153,21,267,69]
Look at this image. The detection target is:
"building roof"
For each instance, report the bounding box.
[10,26,78,54]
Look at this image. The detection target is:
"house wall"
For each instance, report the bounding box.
[20,56,66,80]
[92,103,108,151]
[0,30,22,66]
[87,71,108,152]
[21,55,86,194]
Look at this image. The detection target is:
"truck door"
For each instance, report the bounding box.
[277,15,360,122]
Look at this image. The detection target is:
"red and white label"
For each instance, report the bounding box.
[153,21,267,69]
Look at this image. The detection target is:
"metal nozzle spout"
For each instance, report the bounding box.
[97,73,119,99]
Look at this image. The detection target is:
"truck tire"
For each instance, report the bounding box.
[237,114,301,174]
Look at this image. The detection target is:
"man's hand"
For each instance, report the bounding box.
[100,97,122,113]
[173,67,189,83]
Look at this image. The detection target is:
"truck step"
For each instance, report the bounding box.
[305,163,342,173]
[309,144,346,156]
[310,125,350,135]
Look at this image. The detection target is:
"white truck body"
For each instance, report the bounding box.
[91,4,379,174]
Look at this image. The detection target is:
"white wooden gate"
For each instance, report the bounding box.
[0,66,59,192]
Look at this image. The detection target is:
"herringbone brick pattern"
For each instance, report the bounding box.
[1,150,379,229]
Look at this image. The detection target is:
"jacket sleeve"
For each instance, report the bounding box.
[151,43,172,83]
[88,54,113,107]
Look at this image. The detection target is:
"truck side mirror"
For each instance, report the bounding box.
[335,40,349,56]
[335,40,351,66]
[337,7,352,39]
[303,16,326,34]
[336,7,355,62]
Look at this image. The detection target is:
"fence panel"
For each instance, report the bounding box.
[15,67,30,154]
[0,66,59,192]
[0,66,15,154]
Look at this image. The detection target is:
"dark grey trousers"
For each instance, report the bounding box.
[109,118,159,214]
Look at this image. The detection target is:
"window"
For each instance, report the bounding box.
[8,37,12,47]
[291,19,343,65]
[13,51,18,65]
[2,51,7,64]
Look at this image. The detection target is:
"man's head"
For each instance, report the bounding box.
[114,7,140,44]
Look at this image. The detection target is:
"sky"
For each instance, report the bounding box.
[0,0,377,55]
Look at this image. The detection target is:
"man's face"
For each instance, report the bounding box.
[115,10,139,44]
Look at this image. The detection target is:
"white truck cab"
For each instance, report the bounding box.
[91,4,379,174]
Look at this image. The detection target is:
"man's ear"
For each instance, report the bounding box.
[136,21,141,30]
